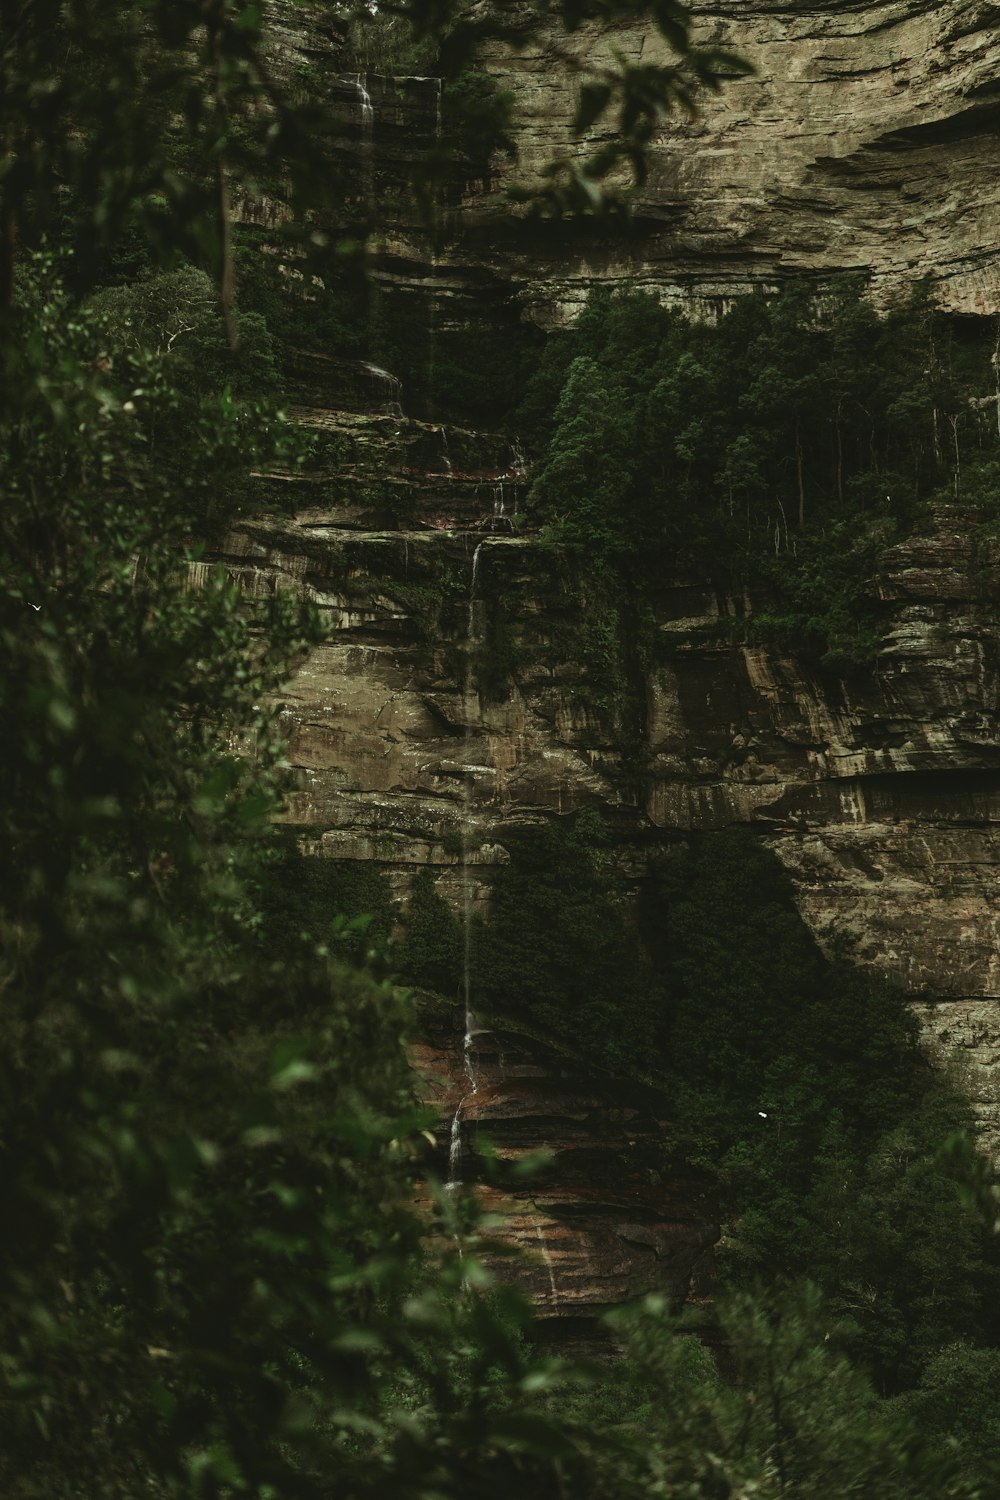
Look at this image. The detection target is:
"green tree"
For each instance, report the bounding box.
[398,868,464,998]
[1,251,599,1500]
[2,0,748,1483]
[530,355,637,549]
[584,1284,976,1499]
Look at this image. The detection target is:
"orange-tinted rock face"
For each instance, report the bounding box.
[411,1018,718,1336]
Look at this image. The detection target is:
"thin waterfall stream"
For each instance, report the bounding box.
[446,540,486,1188]
[534,1223,560,1308]
[351,72,375,220]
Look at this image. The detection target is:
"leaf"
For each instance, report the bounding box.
[48,697,77,732]
[573,82,612,135]
[490,1412,580,1458]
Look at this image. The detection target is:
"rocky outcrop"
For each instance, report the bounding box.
[475,0,1000,322]
[208,492,1000,1150]
[243,3,1000,421]
[211,3,1000,1322]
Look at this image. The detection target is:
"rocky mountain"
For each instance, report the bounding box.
[217,0,1000,1329]
[477,0,1000,323]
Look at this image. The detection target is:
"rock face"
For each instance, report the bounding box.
[474,0,1000,322]
[248,1,1000,408]
[211,493,1000,1157]
[214,2,1000,1322]
[412,1016,717,1336]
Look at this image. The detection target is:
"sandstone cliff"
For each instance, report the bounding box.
[476,0,1000,322]
[212,0,1000,1324]
[196,476,1000,1330]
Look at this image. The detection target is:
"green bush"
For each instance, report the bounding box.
[397,867,463,997]
[475,811,661,1072]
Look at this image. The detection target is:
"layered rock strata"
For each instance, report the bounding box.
[210,494,1000,1153]
[212,0,1000,1320]
[412,1016,717,1335]
[475,0,1000,322]
[256,2,1000,334]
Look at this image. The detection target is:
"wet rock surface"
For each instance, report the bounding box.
[207,492,1000,1153]
[411,1016,718,1335]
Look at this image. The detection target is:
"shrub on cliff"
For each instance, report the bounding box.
[397,867,464,997]
[529,355,638,551]
[0,252,589,1500]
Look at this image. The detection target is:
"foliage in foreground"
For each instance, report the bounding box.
[0,255,586,1499]
[4,6,1000,1495]
[7,247,990,1500]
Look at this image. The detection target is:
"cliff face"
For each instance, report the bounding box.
[474,0,1000,322]
[216,3,1000,1321]
[212,493,1000,1157]
[249,1,1000,394]
[412,1016,717,1334]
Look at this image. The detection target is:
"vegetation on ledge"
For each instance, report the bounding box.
[522,281,1000,671]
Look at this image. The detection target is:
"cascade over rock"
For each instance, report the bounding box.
[213,500,1000,1156]
[216,1,1000,1326]
[255,2,1000,330]
[413,1011,718,1334]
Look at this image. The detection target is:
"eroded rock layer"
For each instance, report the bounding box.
[250,3,1000,360]
[412,1018,717,1332]
[209,492,1000,1149]
[477,0,1000,321]
[213,2,1000,1320]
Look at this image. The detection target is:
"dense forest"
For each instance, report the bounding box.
[4,3,1000,1498]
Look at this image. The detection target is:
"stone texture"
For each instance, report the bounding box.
[206,492,1000,1152]
[475,0,1000,322]
[412,1013,718,1336]
[208,4,1000,1317]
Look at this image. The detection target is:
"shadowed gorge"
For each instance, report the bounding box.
[6,1,1000,1494]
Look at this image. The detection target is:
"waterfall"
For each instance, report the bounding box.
[353,71,373,137]
[492,483,506,526]
[534,1223,560,1308]
[446,541,486,1188]
[352,73,374,219]
[509,437,528,520]
[360,361,403,415]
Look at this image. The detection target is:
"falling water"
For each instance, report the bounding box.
[352,73,374,219]
[446,541,486,1188]
[360,361,403,415]
[353,71,373,136]
[509,437,528,519]
[492,483,507,527]
[534,1223,560,1308]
